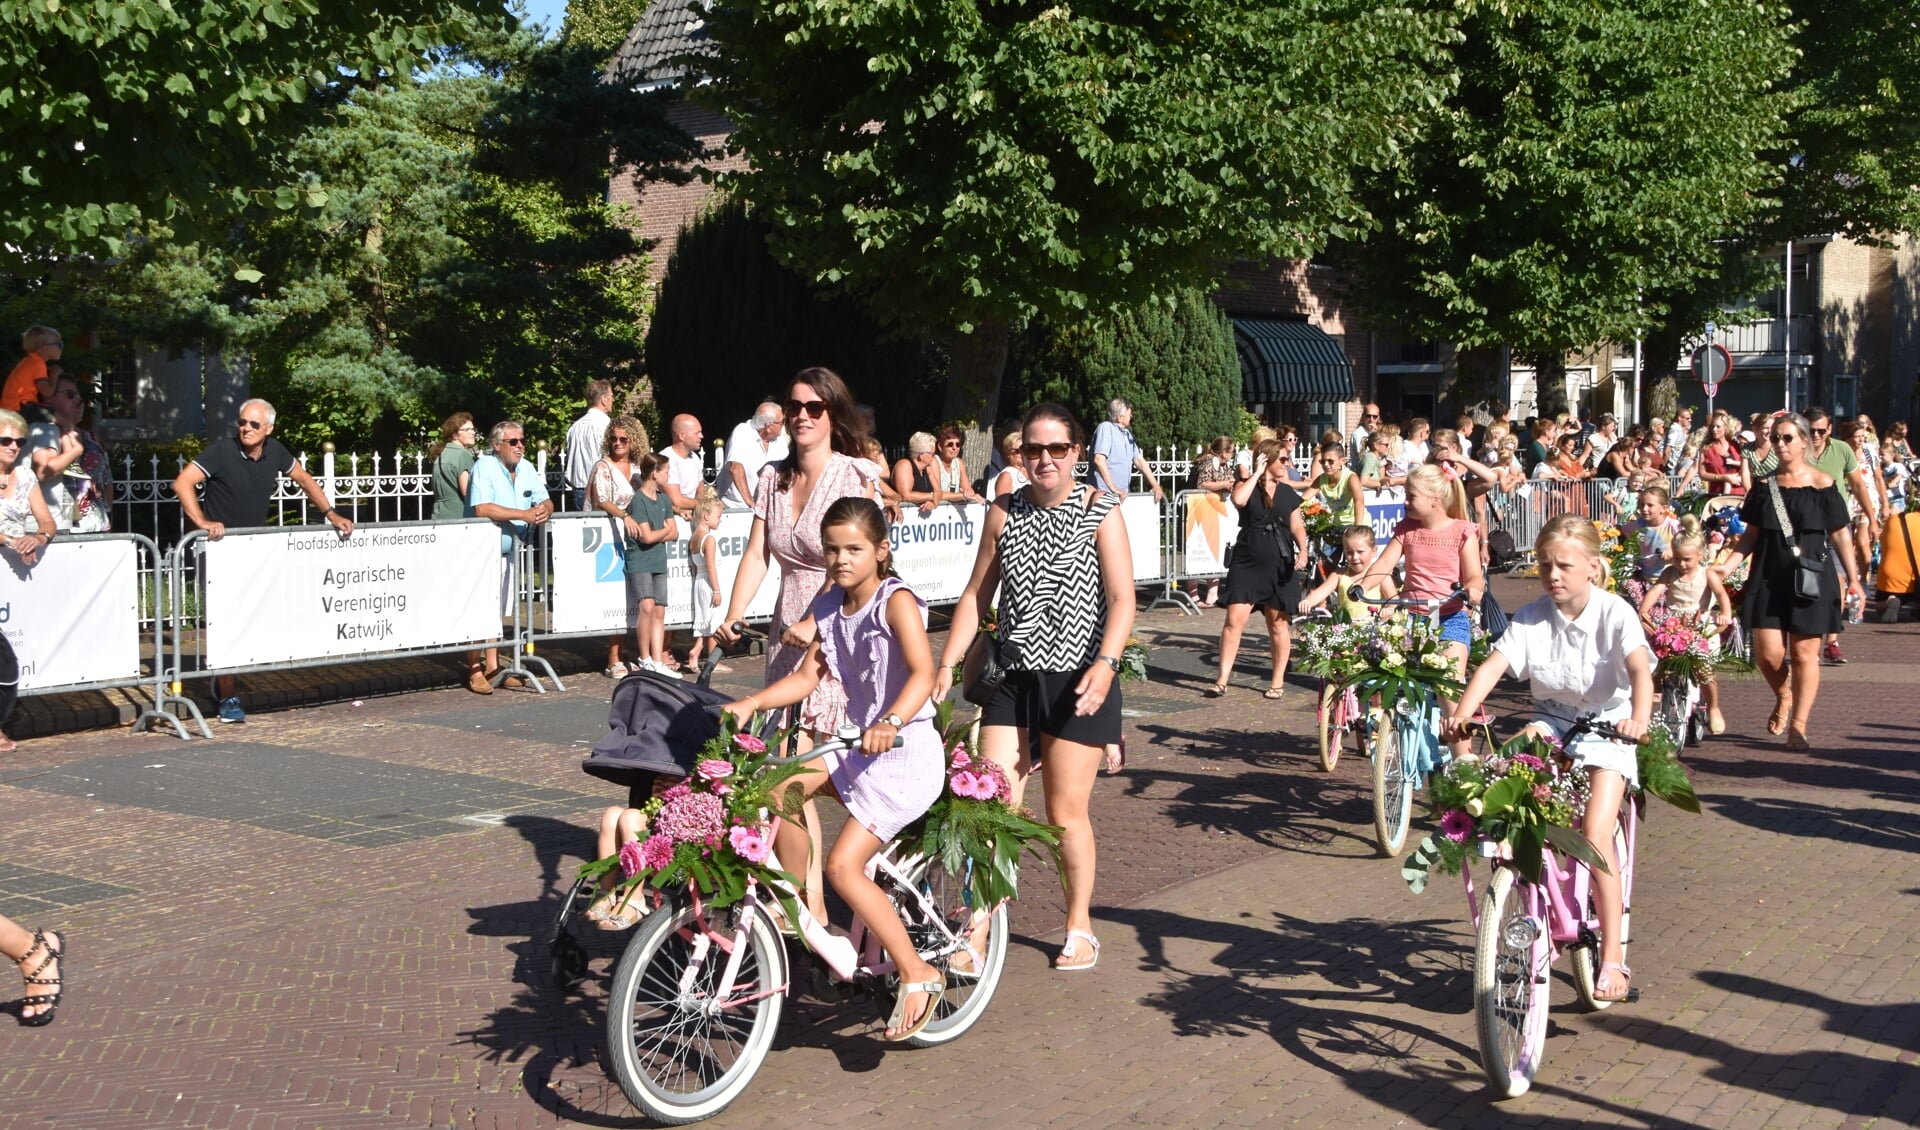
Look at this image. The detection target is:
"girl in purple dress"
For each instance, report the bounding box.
[723,497,947,1040]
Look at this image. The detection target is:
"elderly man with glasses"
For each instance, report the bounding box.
[174,397,355,722]
[465,420,552,694]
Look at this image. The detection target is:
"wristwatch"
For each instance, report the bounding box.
[1097,655,1121,672]
[882,712,903,728]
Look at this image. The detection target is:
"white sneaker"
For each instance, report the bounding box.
[1882,595,1902,624]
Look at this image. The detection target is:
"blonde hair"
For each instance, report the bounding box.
[1639,483,1671,507]
[1673,513,1706,555]
[1536,513,1603,559]
[692,485,725,526]
[21,326,59,352]
[1343,524,1377,550]
[1407,462,1468,520]
[1249,425,1277,448]
[0,407,25,436]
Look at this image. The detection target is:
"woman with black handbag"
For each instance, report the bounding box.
[1206,438,1310,699]
[1713,412,1865,750]
[936,402,1136,972]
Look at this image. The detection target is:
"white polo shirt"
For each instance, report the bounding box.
[721,420,788,505]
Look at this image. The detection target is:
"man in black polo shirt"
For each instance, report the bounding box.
[173,397,354,722]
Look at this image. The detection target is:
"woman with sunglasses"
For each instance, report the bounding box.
[716,368,886,915]
[936,402,1136,972]
[0,408,55,753]
[1713,412,1864,749]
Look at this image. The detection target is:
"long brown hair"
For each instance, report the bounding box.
[776,367,868,491]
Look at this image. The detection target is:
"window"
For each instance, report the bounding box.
[1832,373,1859,419]
[99,353,138,420]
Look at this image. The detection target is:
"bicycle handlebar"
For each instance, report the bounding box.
[761,728,908,766]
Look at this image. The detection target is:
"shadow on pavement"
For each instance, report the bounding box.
[1129,723,1389,858]
[1111,904,1682,1128]
[1700,792,1920,854]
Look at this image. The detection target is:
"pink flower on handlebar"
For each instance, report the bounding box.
[728,824,772,864]
[1440,809,1474,842]
[695,758,733,782]
[950,770,999,801]
[733,733,767,754]
[618,838,645,877]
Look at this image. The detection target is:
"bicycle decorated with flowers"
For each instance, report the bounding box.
[1294,612,1375,775]
[1330,588,1471,855]
[581,708,1060,1124]
[1399,718,1699,1097]
[1647,614,1720,747]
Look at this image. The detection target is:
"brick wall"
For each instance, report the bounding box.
[608,101,739,290]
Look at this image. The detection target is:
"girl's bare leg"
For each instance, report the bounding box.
[823,822,942,1036]
[1583,768,1629,996]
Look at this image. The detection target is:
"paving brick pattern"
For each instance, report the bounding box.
[0,581,1914,1128]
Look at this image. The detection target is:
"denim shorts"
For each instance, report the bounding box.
[1439,608,1473,645]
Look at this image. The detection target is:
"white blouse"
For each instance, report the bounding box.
[1492,590,1650,723]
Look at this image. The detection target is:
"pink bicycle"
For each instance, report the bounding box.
[1466,715,1642,1098]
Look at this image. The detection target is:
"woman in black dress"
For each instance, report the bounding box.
[1715,412,1865,750]
[1209,438,1310,699]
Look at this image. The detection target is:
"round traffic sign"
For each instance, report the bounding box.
[1692,343,1732,392]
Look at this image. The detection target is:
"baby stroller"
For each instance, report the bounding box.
[548,631,783,991]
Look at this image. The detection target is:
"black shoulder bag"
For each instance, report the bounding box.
[1766,477,1827,603]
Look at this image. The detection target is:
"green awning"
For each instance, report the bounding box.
[1233,317,1356,403]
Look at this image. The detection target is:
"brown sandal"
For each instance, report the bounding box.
[1766,698,1792,735]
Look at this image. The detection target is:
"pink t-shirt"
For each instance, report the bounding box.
[1393,517,1476,602]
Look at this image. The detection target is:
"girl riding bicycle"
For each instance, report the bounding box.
[1365,463,1484,755]
[1637,516,1734,735]
[1299,524,1399,620]
[1444,514,1653,1002]
[721,497,948,1040]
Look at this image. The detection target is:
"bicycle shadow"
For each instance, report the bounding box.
[1123,723,1387,858]
[1111,904,1709,1128]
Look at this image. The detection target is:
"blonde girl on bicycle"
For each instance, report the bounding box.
[721,496,948,1040]
[1299,524,1398,619]
[1364,463,1484,756]
[1637,515,1734,734]
[1444,514,1653,1002]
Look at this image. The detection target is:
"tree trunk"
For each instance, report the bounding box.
[1441,344,1508,419]
[941,318,1011,471]
[1533,351,1569,417]
[1642,322,1685,423]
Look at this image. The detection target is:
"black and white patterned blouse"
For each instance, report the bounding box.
[996,484,1119,672]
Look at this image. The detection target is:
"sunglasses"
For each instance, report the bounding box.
[237,419,268,430]
[502,437,525,446]
[1811,427,1830,436]
[1769,433,1800,445]
[785,398,828,419]
[609,435,630,444]
[0,436,20,448]
[1019,441,1075,460]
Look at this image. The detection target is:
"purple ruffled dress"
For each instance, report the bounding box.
[808,576,946,842]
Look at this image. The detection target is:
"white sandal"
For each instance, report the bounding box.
[884,971,945,1041]
[1056,929,1100,972]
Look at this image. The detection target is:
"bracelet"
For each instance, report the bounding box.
[744,694,760,713]
[322,507,335,519]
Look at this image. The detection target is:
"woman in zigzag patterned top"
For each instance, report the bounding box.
[936,402,1138,973]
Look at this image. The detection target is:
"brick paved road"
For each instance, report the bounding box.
[0,581,1914,1128]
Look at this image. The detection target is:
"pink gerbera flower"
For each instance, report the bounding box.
[728,824,772,864]
[1440,809,1474,843]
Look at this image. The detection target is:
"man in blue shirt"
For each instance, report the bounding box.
[1085,398,1165,502]
[465,420,552,693]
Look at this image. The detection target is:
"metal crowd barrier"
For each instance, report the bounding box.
[155,519,558,739]
[0,532,190,738]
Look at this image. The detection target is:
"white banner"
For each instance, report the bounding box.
[204,523,504,669]
[1119,493,1163,582]
[0,538,140,690]
[1181,490,1239,577]
[888,503,984,604]
[547,510,779,636]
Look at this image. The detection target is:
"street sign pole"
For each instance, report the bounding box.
[1704,322,1716,419]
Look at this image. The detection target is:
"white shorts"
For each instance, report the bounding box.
[1530,707,1639,789]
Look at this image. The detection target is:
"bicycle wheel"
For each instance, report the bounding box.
[1572,812,1634,1011]
[1317,682,1343,773]
[1473,866,1550,1098]
[1370,714,1413,857]
[888,857,1009,1047]
[1656,684,1689,743]
[604,896,786,1125]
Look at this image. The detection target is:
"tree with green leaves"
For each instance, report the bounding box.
[1337,0,1794,416]
[1003,290,1241,452]
[561,0,649,56]
[0,0,516,259]
[693,0,1459,434]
